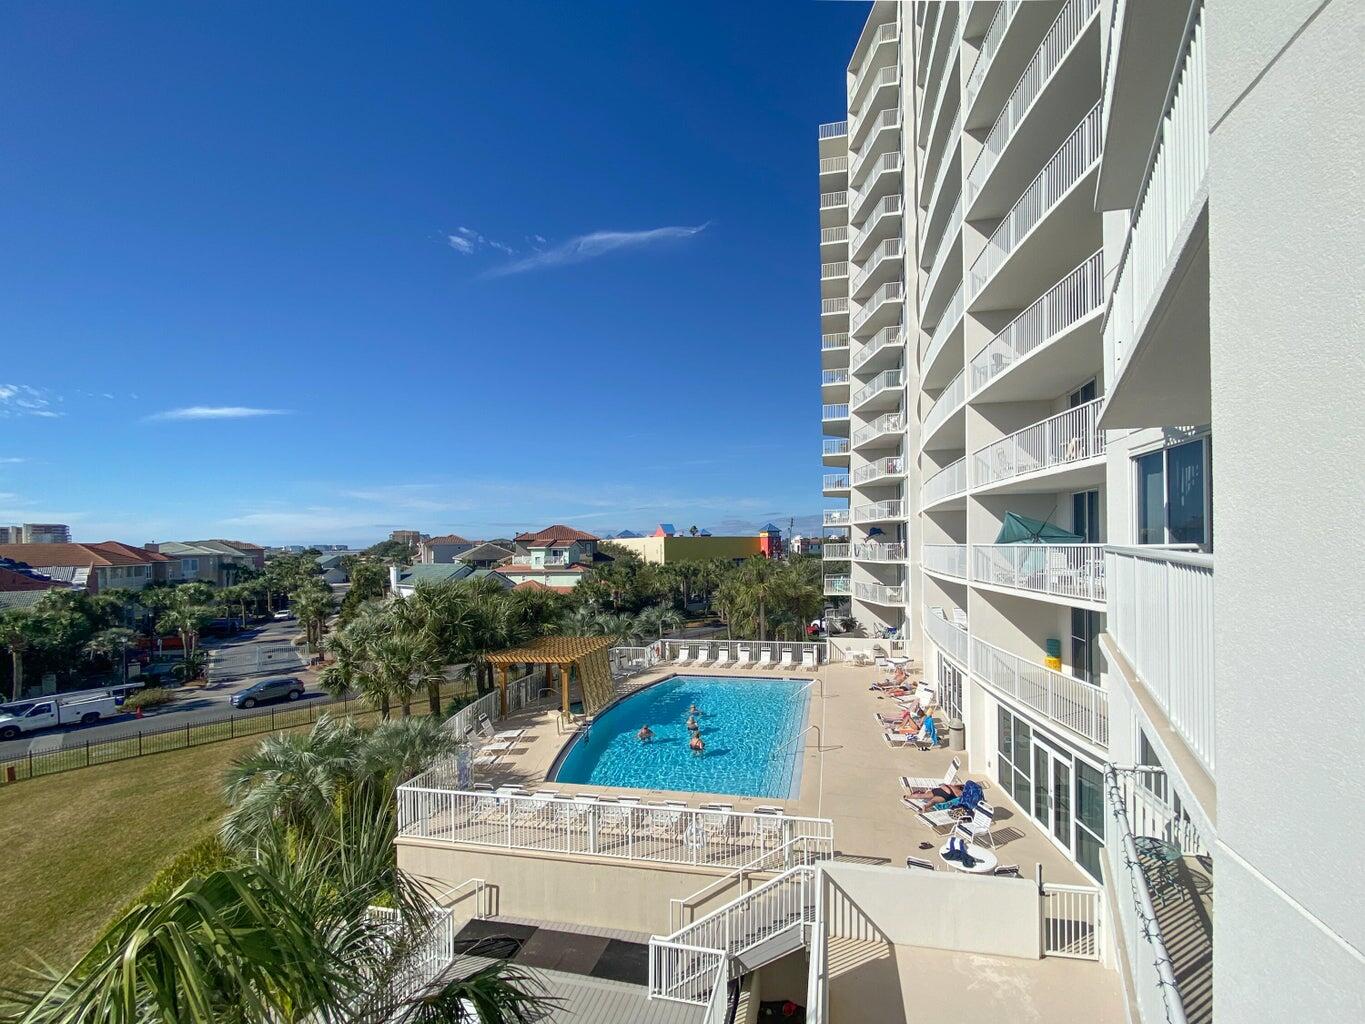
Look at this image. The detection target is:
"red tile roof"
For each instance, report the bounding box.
[90,541,175,563]
[425,534,473,545]
[0,566,62,592]
[513,524,599,545]
[0,542,151,567]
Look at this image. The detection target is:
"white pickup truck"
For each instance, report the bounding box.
[0,694,119,740]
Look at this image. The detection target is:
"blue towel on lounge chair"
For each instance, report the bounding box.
[960,780,984,812]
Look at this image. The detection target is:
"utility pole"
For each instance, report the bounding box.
[788,516,796,559]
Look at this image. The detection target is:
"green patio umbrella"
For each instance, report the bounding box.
[994,511,1084,545]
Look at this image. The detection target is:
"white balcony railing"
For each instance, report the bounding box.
[819,155,848,175]
[818,120,848,140]
[822,542,850,560]
[819,190,848,211]
[972,543,1107,604]
[823,508,851,526]
[970,250,1104,394]
[971,636,1109,745]
[1107,8,1208,383]
[820,369,848,387]
[850,237,902,294]
[822,474,849,491]
[968,103,1102,299]
[1106,544,1214,773]
[922,282,965,373]
[917,1,960,138]
[822,297,849,317]
[851,279,904,335]
[851,368,904,408]
[855,581,905,605]
[922,368,966,439]
[820,225,848,246]
[850,22,899,103]
[921,194,963,319]
[972,397,1105,488]
[852,541,906,562]
[821,403,849,421]
[851,454,905,485]
[964,1,1023,113]
[922,544,967,579]
[821,261,849,280]
[966,0,1101,208]
[850,324,905,373]
[850,153,904,224]
[924,606,969,666]
[822,438,850,457]
[849,109,901,183]
[852,409,906,447]
[850,195,903,260]
[852,66,899,128]
[921,456,967,507]
[920,106,962,233]
[821,332,849,351]
[824,575,853,595]
[852,499,905,523]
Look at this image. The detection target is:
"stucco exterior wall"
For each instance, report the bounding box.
[607,536,762,564]
[1208,1,1365,1019]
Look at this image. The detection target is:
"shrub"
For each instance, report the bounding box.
[121,687,177,712]
[114,834,235,920]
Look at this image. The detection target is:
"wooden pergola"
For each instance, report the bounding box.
[485,635,618,717]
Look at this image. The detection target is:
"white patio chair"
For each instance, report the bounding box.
[477,712,523,743]
[900,756,962,792]
[951,607,968,630]
[779,647,797,671]
[712,647,732,669]
[751,805,785,847]
[646,800,687,838]
[694,645,716,667]
[736,644,755,666]
[952,806,997,850]
[801,647,819,672]
[698,802,738,843]
[993,864,1021,877]
[756,646,777,670]
[596,796,639,832]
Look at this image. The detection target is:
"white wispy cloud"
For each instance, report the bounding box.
[147,406,292,422]
[447,226,515,257]
[0,457,25,465]
[482,223,710,277]
[0,384,62,418]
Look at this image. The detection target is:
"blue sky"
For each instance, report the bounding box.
[1,1,868,546]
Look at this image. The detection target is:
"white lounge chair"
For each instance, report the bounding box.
[737,644,754,666]
[900,756,962,792]
[882,726,928,748]
[694,645,715,667]
[951,608,968,630]
[905,855,938,871]
[756,646,777,670]
[779,647,797,671]
[673,644,693,666]
[801,648,819,671]
[597,796,640,832]
[647,800,688,838]
[713,647,732,669]
[751,805,785,847]
[477,713,524,743]
[698,802,737,842]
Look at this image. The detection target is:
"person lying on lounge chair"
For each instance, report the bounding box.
[901,782,965,809]
[876,707,919,728]
[889,711,927,735]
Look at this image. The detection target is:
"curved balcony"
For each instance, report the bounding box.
[850,153,903,225]
[922,543,967,580]
[921,282,965,390]
[971,635,1109,746]
[850,67,899,148]
[964,1,1024,122]
[924,605,968,666]
[852,499,905,525]
[921,456,967,510]
[822,438,850,467]
[850,237,903,299]
[851,279,904,339]
[852,455,905,490]
[822,542,850,560]
[850,195,903,262]
[849,21,899,110]
[853,541,907,564]
[818,121,848,141]
[822,473,850,496]
[855,581,905,606]
[921,368,966,451]
[972,542,1106,608]
[920,194,963,328]
[851,410,905,452]
[968,103,1102,311]
[965,0,1102,218]
[824,575,852,596]
[969,250,1103,401]
[849,109,901,187]
[850,368,904,415]
[918,7,961,154]
[919,107,962,241]
[851,324,905,375]
[971,396,1105,494]
[823,508,851,528]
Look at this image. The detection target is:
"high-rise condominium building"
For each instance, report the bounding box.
[820,1,1362,1020]
[0,523,71,544]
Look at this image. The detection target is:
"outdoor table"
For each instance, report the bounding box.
[1135,835,1184,905]
[938,841,998,874]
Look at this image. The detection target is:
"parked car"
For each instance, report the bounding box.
[272,610,293,621]
[0,695,119,740]
[230,677,305,709]
[202,618,243,638]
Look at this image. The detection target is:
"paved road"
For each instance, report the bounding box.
[0,620,320,760]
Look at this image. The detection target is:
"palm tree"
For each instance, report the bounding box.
[290,582,334,653]
[0,608,39,701]
[82,627,137,685]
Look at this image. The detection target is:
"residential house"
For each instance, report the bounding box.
[387,562,512,599]
[91,541,183,585]
[607,530,764,565]
[454,542,514,570]
[418,534,476,564]
[147,541,252,587]
[0,558,71,610]
[0,542,156,594]
[388,530,427,548]
[498,525,611,589]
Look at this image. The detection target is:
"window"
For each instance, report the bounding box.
[1071,490,1100,543]
[937,657,963,721]
[1071,608,1100,684]
[1074,761,1106,881]
[1068,379,1098,407]
[1134,438,1211,548]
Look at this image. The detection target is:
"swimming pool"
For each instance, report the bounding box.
[552,675,811,799]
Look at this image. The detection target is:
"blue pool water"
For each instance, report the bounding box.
[552,675,810,799]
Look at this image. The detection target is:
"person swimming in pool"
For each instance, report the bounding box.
[689,731,705,756]
[689,703,700,718]
[638,724,654,743]
[686,713,699,732]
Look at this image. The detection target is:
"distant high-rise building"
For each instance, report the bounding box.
[0,523,71,544]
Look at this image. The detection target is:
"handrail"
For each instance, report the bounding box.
[965,1,1022,113]
[669,835,826,932]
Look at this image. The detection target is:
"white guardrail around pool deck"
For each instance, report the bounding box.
[654,639,828,670]
[1105,545,1214,774]
[396,786,835,872]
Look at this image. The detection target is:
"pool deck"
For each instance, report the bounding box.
[471,660,1090,887]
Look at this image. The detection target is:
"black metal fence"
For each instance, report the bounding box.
[0,683,474,786]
